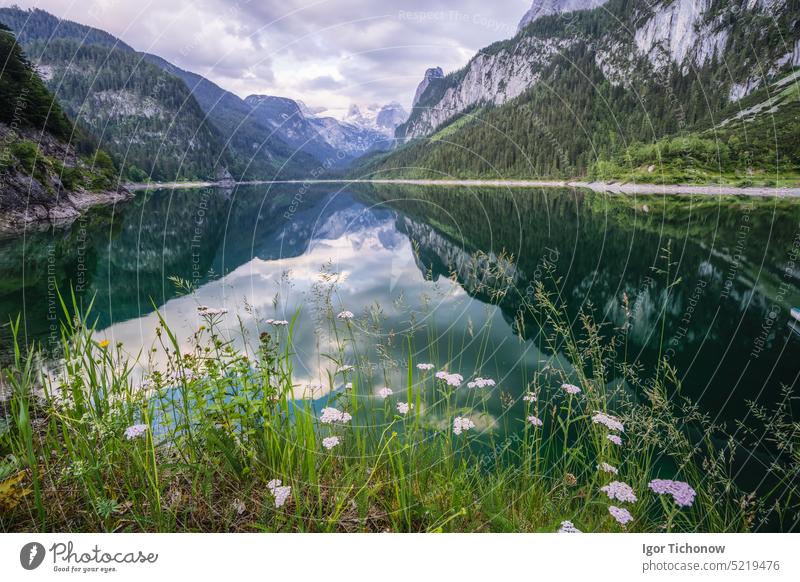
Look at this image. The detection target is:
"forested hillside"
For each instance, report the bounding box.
[0,7,316,181]
[360,0,800,185]
[1,24,129,233]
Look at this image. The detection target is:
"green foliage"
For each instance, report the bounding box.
[589,73,800,185]
[362,0,800,184]
[0,275,782,532]
[1,7,320,181]
[0,24,72,139]
[22,38,229,182]
[85,149,118,191]
[9,140,40,175]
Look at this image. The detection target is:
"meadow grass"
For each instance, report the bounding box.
[0,265,795,533]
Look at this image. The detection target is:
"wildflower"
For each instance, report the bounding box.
[609,505,633,525]
[607,434,622,446]
[522,392,537,402]
[322,436,340,450]
[273,485,291,508]
[467,377,496,389]
[336,310,354,320]
[592,411,624,432]
[124,424,148,440]
[232,499,246,515]
[435,371,463,387]
[600,481,638,504]
[557,520,582,533]
[197,305,228,316]
[452,416,475,435]
[270,319,289,326]
[562,383,581,395]
[527,415,543,427]
[345,382,353,390]
[319,407,352,424]
[336,365,354,374]
[378,387,393,399]
[396,402,412,415]
[416,363,434,371]
[598,462,618,475]
[306,383,325,395]
[648,479,696,508]
[267,479,291,508]
[98,339,110,349]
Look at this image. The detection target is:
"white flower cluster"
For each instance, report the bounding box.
[600,481,638,504]
[522,392,537,402]
[557,520,582,533]
[592,411,624,433]
[336,310,354,320]
[598,462,618,474]
[336,365,354,374]
[266,319,289,326]
[124,423,148,440]
[396,402,412,415]
[319,407,352,424]
[416,363,434,371]
[267,479,291,508]
[561,383,581,395]
[378,387,393,399]
[197,305,228,316]
[435,371,463,387]
[322,436,340,450]
[452,416,475,435]
[527,415,543,427]
[466,377,496,389]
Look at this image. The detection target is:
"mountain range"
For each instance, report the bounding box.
[0,6,408,182]
[364,0,800,185]
[2,1,799,190]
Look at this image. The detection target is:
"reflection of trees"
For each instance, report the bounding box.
[360,184,800,416]
[0,184,337,350]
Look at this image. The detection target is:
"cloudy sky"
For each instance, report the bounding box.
[14,0,531,117]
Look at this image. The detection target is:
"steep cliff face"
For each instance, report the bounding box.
[398,0,799,141]
[517,0,609,32]
[399,36,572,139]
[411,67,444,107]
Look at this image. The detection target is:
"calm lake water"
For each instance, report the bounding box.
[1,184,799,442]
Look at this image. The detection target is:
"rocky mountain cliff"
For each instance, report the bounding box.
[412,67,444,107]
[517,0,609,32]
[399,0,799,140]
[374,0,800,181]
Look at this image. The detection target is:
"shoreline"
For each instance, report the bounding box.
[125,178,800,197]
[0,187,134,238]
[5,176,796,238]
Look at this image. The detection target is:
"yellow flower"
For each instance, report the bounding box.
[98,340,110,349]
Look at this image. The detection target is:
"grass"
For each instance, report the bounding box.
[0,255,797,533]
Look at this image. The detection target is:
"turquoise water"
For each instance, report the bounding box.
[1,183,798,438]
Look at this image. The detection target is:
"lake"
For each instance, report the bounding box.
[1,183,799,444]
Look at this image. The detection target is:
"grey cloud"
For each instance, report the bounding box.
[15,0,529,111]
[298,75,346,91]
